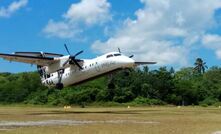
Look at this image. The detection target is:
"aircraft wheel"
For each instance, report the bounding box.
[56,83,64,90]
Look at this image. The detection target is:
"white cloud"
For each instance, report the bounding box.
[0,0,28,18]
[43,20,81,39]
[92,0,221,66]
[43,0,111,39]
[63,0,111,25]
[202,34,221,59]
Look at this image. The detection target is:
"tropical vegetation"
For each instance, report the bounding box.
[0,58,221,106]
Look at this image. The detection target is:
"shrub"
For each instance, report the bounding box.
[213,102,221,107]
[199,97,219,106]
[133,97,165,105]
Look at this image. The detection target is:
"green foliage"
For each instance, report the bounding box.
[199,97,219,106]
[194,58,208,74]
[213,102,221,107]
[0,72,46,103]
[1,65,221,106]
[132,97,165,105]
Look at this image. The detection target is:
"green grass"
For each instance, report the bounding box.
[0,106,221,134]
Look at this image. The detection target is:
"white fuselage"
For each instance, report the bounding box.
[42,52,135,88]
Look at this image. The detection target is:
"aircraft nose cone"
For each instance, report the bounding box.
[120,57,135,68]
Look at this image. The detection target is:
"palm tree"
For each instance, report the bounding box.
[194,58,208,74]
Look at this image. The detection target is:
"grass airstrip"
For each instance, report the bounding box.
[0,106,221,134]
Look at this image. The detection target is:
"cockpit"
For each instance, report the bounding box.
[106,53,122,58]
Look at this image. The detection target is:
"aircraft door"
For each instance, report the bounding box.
[95,62,101,72]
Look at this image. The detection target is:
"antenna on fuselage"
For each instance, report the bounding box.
[118,48,121,53]
[117,47,134,58]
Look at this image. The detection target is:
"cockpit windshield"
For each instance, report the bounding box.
[106,54,113,58]
[114,53,121,56]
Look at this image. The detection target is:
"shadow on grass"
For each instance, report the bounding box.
[27,109,161,116]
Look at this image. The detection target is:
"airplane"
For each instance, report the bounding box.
[0,45,156,89]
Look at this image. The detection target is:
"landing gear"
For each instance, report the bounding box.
[56,83,64,90]
[56,69,64,90]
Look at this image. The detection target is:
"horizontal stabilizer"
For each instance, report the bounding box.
[135,62,157,65]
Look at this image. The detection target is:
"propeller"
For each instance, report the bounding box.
[63,44,83,69]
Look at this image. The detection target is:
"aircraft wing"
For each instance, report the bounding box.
[0,53,58,66]
[14,52,63,57]
[135,62,157,65]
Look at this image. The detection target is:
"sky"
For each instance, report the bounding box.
[0,0,221,73]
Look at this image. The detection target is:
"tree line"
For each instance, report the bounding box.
[0,58,221,106]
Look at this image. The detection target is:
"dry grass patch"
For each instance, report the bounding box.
[0,106,220,134]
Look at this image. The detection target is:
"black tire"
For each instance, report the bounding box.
[56,83,64,90]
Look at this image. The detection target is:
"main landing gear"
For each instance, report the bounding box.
[56,69,64,90]
[56,83,64,90]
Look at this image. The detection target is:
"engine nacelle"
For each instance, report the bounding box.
[44,56,70,74]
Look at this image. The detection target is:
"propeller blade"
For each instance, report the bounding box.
[63,58,70,67]
[64,44,71,55]
[73,59,83,69]
[73,50,83,57]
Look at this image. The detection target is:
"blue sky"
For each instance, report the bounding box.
[0,0,221,72]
